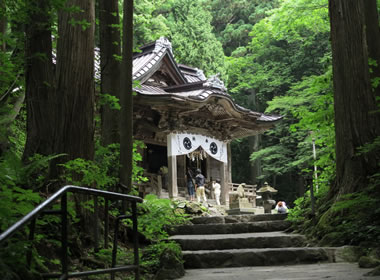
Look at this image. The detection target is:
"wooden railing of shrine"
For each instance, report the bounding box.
[228,183,257,207]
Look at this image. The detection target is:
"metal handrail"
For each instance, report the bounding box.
[0,185,143,279]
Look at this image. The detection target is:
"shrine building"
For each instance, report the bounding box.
[132,37,282,204]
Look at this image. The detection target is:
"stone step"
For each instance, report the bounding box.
[179,263,374,280]
[169,220,291,235]
[182,247,335,269]
[170,232,306,251]
[191,213,287,225]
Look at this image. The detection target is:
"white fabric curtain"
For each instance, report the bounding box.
[167,133,227,163]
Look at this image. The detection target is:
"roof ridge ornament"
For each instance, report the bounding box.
[154,36,173,55]
[203,74,227,92]
[195,68,206,81]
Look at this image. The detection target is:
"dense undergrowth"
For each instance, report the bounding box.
[0,145,195,280]
[288,179,380,248]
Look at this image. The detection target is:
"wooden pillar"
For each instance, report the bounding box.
[206,157,211,181]
[168,155,178,198]
[220,161,228,205]
[157,175,162,198]
[177,155,186,190]
[227,143,232,183]
[167,134,178,198]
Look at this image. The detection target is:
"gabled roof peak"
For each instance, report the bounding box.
[203,74,227,92]
[154,37,173,55]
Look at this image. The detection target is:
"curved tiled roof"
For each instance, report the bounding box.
[178,64,207,83]
[132,37,282,132]
[134,84,280,124]
[132,37,187,84]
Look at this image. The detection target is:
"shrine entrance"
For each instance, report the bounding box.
[145,144,167,174]
[185,147,208,178]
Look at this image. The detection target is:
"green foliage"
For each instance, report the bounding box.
[60,157,117,188]
[131,194,189,242]
[227,0,333,200]
[140,241,182,274]
[60,140,147,190]
[288,182,380,246]
[91,247,131,267]
[68,18,91,31]
[357,136,380,157]
[0,151,60,274]
[134,0,170,46]
[0,185,41,231]
[165,0,226,78]
[131,140,148,186]
[208,0,279,56]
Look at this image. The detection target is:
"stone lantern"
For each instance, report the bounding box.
[257,182,278,214]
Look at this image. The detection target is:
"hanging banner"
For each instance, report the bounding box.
[167,133,227,163]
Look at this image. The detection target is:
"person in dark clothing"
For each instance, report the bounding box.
[195,168,207,203]
[186,167,195,201]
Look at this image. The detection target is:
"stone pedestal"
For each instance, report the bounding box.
[227,192,256,215]
[257,182,278,214]
[229,197,251,209]
[263,199,276,213]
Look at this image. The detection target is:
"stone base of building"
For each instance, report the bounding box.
[227,207,260,215]
[226,207,265,215]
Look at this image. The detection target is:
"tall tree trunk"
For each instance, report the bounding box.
[248,135,261,185]
[120,0,133,192]
[55,0,95,162]
[363,0,380,92]
[23,0,55,161]
[99,0,121,146]
[329,0,380,196]
[54,0,95,233]
[0,0,6,51]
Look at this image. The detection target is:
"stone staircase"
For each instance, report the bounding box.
[169,214,339,269]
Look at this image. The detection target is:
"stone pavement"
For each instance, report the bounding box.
[179,263,379,280]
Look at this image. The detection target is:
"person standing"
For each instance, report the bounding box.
[195,168,207,203]
[212,179,221,205]
[186,167,196,201]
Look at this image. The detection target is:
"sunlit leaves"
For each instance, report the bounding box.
[228,0,333,186]
[167,0,226,78]
[134,0,170,46]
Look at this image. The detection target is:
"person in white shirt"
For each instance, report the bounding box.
[212,179,221,205]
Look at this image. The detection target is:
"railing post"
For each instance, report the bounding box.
[132,202,140,280]
[104,199,109,249]
[61,193,68,279]
[26,218,36,269]
[94,196,99,253]
[111,216,120,280]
